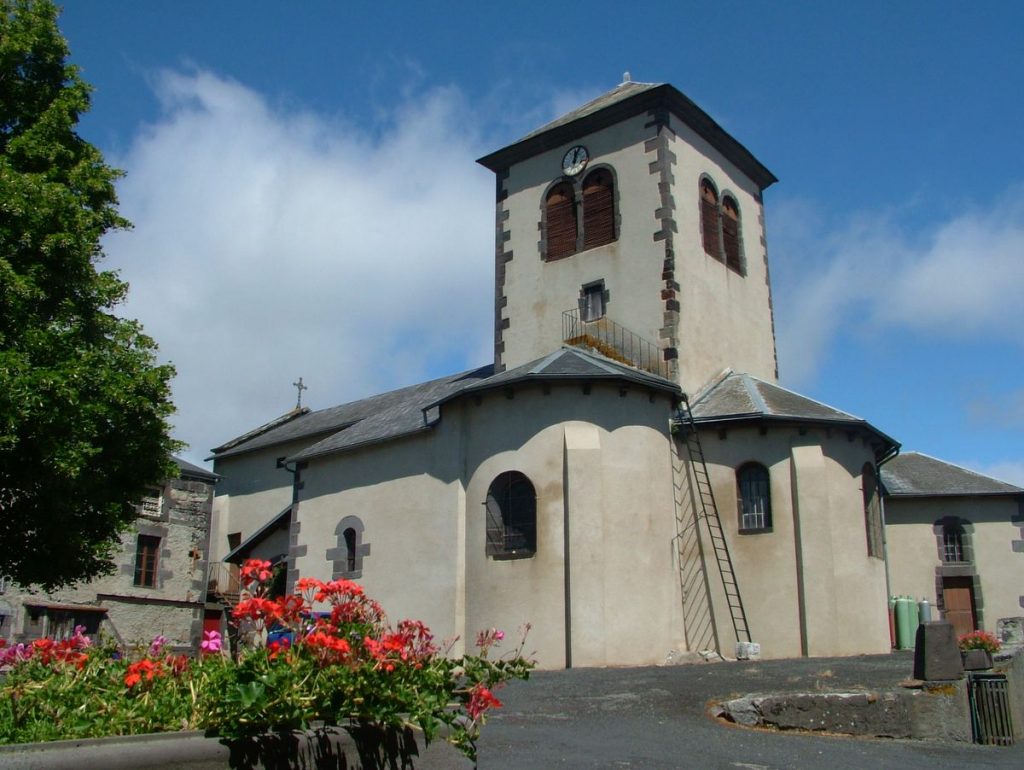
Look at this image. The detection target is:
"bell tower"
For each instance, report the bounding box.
[477,78,780,394]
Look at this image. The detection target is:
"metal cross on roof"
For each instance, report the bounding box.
[292,377,308,409]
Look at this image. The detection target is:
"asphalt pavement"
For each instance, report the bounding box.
[476,651,1024,769]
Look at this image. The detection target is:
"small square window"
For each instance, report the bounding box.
[581,282,605,322]
[139,488,162,518]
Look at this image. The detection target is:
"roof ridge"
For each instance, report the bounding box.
[689,368,734,404]
[740,373,770,414]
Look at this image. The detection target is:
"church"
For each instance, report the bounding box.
[207,78,1022,668]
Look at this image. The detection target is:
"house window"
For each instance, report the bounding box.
[134,535,160,587]
[328,516,369,579]
[545,182,577,260]
[139,488,162,518]
[862,464,884,559]
[721,195,744,274]
[580,281,606,322]
[581,168,615,249]
[485,471,537,558]
[737,463,771,531]
[700,178,720,259]
[343,528,357,572]
[942,523,966,563]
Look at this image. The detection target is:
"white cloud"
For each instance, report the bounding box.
[960,459,1024,488]
[103,70,496,465]
[773,186,1024,385]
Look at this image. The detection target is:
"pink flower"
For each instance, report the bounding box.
[148,634,168,657]
[200,630,222,653]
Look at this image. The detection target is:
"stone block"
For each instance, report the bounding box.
[998,617,1024,645]
[914,621,963,681]
[735,641,761,660]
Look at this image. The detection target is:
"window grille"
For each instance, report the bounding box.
[942,524,966,563]
[139,489,162,518]
[721,195,743,274]
[582,169,615,249]
[700,179,720,258]
[737,463,771,531]
[485,471,537,557]
[545,183,577,260]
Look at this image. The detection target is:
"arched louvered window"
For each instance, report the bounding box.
[737,463,772,531]
[485,471,536,558]
[862,464,884,559]
[582,168,615,250]
[721,195,743,274]
[545,182,577,260]
[700,178,721,259]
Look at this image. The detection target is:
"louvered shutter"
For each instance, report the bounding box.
[546,184,577,260]
[582,170,615,249]
[701,196,720,258]
[722,197,742,273]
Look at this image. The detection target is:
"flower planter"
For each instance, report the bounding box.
[0,726,474,770]
[960,648,993,671]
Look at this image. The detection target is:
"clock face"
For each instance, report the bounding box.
[562,145,589,176]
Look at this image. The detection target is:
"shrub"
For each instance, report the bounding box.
[0,560,534,760]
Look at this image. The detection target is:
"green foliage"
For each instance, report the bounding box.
[0,571,535,761]
[0,0,179,588]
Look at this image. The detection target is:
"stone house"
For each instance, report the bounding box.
[0,456,217,652]
[206,78,1017,667]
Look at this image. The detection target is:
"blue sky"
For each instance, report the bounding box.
[55,1,1024,483]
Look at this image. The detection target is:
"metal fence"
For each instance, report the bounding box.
[968,673,1015,746]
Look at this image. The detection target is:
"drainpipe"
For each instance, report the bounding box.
[878,445,901,616]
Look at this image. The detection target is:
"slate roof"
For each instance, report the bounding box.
[441,347,681,401]
[880,452,1024,497]
[172,455,218,482]
[212,365,494,461]
[477,80,777,190]
[689,371,898,453]
[215,348,680,465]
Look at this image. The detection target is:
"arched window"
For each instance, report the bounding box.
[942,522,966,563]
[862,464,883,559]
[328,516,369,579]
[736,463,771,531]
[700,178,720,259]
[485,471,536,558]
[343,527,357,572]
[721,194,743,274]
[582,168,615,250]
[545,182,577,260]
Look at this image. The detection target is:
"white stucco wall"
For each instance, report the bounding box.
[885,495,1024,633]
[496,109,778,397]
[696,424,890,659]
[667,116,778,393]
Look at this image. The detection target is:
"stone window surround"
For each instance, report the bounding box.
[931,516,984,630]
[327,516,370,580]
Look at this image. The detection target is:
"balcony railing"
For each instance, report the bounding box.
[562,309,670,379]
[206,561,240,605]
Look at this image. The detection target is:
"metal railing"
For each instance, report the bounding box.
[562,309,670,379]
[968,673,1015,745]
[206,561,240,605]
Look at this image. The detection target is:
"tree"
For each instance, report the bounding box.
[0,0,179,589]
